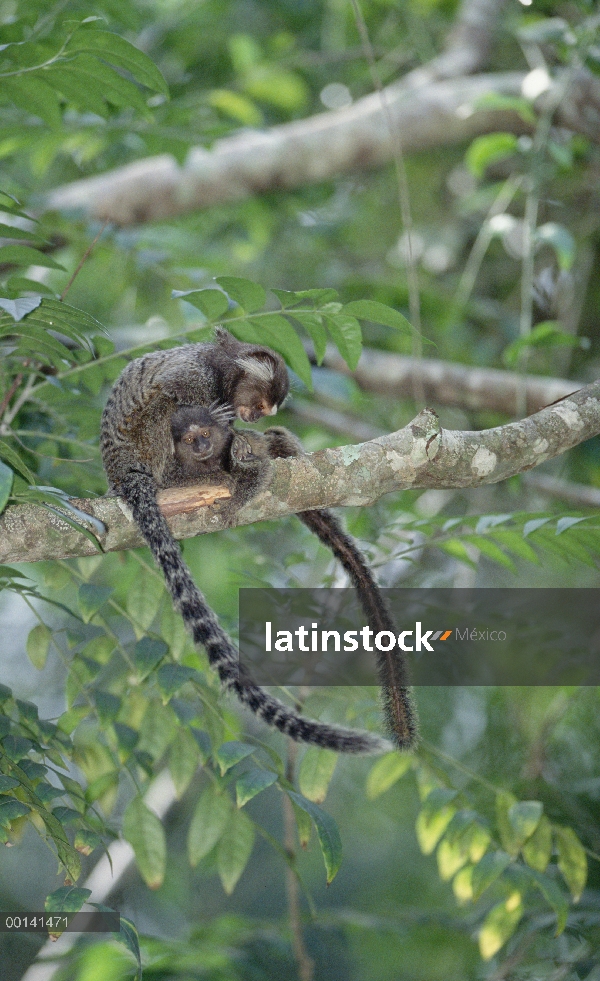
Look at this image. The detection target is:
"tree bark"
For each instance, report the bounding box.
[2,378,599,565]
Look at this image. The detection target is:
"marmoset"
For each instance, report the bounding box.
[100,330,394,753]
[166,407,417,749]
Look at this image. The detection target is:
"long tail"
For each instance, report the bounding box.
[298,510,418,750]
[121,471,391,754]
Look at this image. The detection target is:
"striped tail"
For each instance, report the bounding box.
[119,472,392,754]
[298,510,418,750]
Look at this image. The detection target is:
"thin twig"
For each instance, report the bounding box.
[0,372,24,419]
[348,0,424,405]
[60,220,110,301]
[283,739,314,981]
[0,372,37,435]
[451,176,521,315]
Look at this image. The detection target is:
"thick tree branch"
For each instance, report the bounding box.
[43,69,600,227]
[2,380,600,565]
[44,74,527,225]
[319,345,578,416]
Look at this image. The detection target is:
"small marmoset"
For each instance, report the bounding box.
[167,406,416,749]
[101,329,398,753]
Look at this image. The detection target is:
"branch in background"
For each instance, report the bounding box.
[43,0,513,227]
[319,345,578,416]
[42,67,600,227]
[3,379,600,564]
[522,473,600,509]
[44,74,528,225]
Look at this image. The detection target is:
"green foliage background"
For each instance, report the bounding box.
[0,1,599,979]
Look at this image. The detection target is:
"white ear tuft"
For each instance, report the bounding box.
[235,355,275,383]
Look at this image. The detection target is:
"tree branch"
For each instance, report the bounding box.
[43,69,600,227]
[44,73,528,226]
[2,379,600,565]
[319,345,578,416]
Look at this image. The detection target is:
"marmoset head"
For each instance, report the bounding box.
[170,403,233,467]
[233,353,289,422]
[214,328,289,422]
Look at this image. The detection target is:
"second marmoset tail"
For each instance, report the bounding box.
[100,328,416,752]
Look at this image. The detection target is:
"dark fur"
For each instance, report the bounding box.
[170,415,417,750]
[100,331,391,753]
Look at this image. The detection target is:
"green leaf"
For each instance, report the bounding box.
[298,747,337,804]
[78,584,113,624]
[535,223,575,271]
[134,638,168,678]
[43,65,109,117]
[137,699,177,759]
[0,223,40,242]
[343,300,413,334]
[217,808,255,894]
[504,322,584,367]
[466,133,519,178]
[554,825,587,901]
[464,535,515,570]
[0,776,19,793]
[62,55,150,116]
[235,768,277,808]
[174,288,230,320]
[489,530,539,564]
[0,440,34,482]
[188,784,231,866]
[156,664,196,699]
[92,903,142,976]
[208,89,262,126]
[0,459,14,513]
[113,723,138,753]
[0,245,65,270]
[452,864,474,903]
[65,29,169,96]
[1,76,62,128]
[287,791,342,884]
[496,791,520,857]
[45,886,91,914]
[245,66,309,112]
[323,313,362,370]
[93,691,121,723]
[0,798,30,828]
[437,838,469,881]
[471,850,512,901]
[526,868,569,934]
[168,728,200,798]
[366,752,412,799]
[415,789,457,855]
[26,624,51,669]
[438,539,476,567]
[127,570,164,634]
[508,800,543,847]
[478,893,523,960]
[123,796,166,889]
[287,311,327,363]
[288,799,311,848]
[216,276,266,313]
[216,741,255,775]
[522,814,552,872]
[74,828,102,857]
